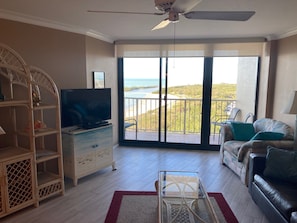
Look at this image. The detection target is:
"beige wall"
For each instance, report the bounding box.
[85,37,118,144]
[0,19,87,89]
[0,19,118,145]
[272,35,297,128]
[256,37,297,129]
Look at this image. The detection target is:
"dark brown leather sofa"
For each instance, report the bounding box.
[249,152,297,223]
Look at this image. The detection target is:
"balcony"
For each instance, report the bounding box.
[124,97,237,144]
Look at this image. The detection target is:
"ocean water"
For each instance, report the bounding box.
[124,78,163,98]
[124,78,164,88]
[124,78,161,109]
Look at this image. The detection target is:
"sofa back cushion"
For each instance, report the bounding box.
[253,118,294,140]
[264,146,297,184]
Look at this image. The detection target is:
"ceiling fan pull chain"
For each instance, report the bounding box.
[173,22,176,68]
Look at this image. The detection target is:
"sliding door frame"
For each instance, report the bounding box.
[118,56,260,150]
[118,57,219,150]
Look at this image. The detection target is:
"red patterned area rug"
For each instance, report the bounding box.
[105,191,238,223]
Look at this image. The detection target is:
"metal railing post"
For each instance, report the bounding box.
[183,99,186,134]
[124,97,235,136]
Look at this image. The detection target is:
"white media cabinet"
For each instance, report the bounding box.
[62,124,115,186]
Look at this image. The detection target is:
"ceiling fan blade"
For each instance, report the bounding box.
[88,10,164,16]
[172,0,202,13]
[152,18,171,30]
[184,11,255,21]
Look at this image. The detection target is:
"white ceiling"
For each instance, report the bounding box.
[1,0,297,43]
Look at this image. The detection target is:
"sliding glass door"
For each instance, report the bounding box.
[119,56,259,149]
[163,57,204,144]
[210,57,259,145]
[123,58,161,141]
[122,57,205,145]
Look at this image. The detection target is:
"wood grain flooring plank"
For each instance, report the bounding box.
[1,146,269,223]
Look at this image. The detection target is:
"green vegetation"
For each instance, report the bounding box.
[152,83,236,99]
[127,83,236,133]
[211,84,237,99]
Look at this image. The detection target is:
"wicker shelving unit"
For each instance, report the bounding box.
[0,43,64,218]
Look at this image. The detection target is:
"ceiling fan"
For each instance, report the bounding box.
[88,0,255,30]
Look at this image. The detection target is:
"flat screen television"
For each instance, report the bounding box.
[61,88,111,129]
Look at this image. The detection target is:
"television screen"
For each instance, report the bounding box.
[61,88,111,129]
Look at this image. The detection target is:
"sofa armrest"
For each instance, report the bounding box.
[248,153,266,190]
[220,124,234,143]
[219,124,234,163]
[291,212,297,223]
[237,140,269,161]
[238,139,295,162]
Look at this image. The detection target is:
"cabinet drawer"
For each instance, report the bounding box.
[73,131,101,153]
[75,153,95,175]
[73,128,112,154]
[95,149,113,168]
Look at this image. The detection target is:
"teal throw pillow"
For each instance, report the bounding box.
[250,131,284,140]
[264,147,297,184]
[230,122,255,141]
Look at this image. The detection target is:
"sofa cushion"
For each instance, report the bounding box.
[264,147,297,184]
[254,174,297,221]
[250,131,284,140]
[223,140,246,156]
[253,118,294,140]
[230,122,255,141]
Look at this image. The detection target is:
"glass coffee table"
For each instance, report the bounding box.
[158,171,219,223]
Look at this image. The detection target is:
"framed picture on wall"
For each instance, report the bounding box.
[93,71,105,88]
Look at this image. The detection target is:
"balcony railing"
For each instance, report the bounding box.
[125,97,236,135]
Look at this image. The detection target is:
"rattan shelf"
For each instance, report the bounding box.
[0,147,32,162]
[36,150,59,163]
[33,104,57,110]
[34,128,59,137]
[37,171,63,201]
[0,43,64,218]
[0,100,29,107]
[37,171,61,186]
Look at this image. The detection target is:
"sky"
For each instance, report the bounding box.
[123,57,239,86]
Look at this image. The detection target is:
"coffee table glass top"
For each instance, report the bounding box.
[158,171,218,223]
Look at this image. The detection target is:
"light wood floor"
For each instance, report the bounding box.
[2,146,269,223]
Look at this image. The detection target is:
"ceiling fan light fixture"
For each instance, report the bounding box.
[169,11,179,22]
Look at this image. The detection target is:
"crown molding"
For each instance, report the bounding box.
[265,26,297,41]
[0,9,114,43]
[276,27,297,40]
